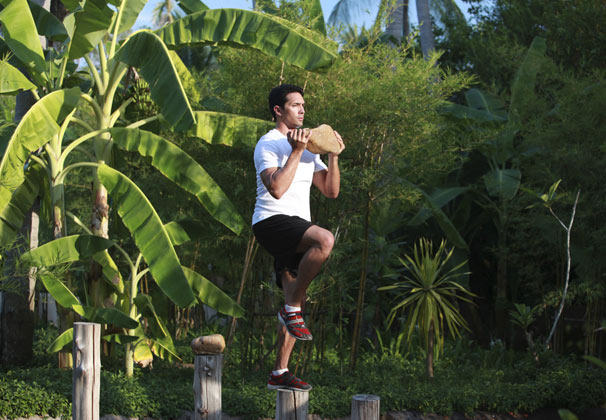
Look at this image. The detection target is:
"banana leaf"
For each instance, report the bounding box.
[38,272,82,311]
[407,183,468,250]
[110,127,245,235]
[102,334,139,344]
[115,30,195,131]
[20,234,114,267]
[134,294,170,337]
[0,88,80,215]
[65,0,115,59]
[133,339,153,363]
[0,61,36,94]
[92,250,124,293]
[409,187,469,226]
[189,111,274,148]
[47,328,73,352]
[150,335,179,360]
[483,168,521,201]
[465,88,506,117]
[177,0,208,14]
[97,164,196,307]
[110,0,147,36]
[28,0,69,42]
[167,49,201,105]
[182,266,244,317]
[509,36,546,123]
[0,163,43,245]
[73,306,139,329]
[164,221,191,246]
[306,0,326,35]
[0,121,15,156]
[157,9,338,71]
[0,0,47,83]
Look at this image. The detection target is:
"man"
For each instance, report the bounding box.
[252,84,344,391]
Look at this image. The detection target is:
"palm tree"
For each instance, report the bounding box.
[416,0,434,56]
[384,0,409,42]
[153,0,182,27]
[379,238,475,378]
[329,0,467,57]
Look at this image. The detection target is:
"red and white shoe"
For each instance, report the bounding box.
[278,307,313,341]
[267,371,312,391]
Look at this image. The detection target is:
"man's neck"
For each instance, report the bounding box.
[275,121,299,136]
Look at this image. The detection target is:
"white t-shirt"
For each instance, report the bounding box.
[252,129,327,225]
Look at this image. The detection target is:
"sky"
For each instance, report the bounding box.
[134,0,474,31]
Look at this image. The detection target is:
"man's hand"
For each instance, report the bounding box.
[330,131,346,157]
[287,128,311,152]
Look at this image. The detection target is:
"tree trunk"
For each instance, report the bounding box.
[72,322,101,420]
[275,389,309,420]
[194,354,223,420]
[351,394,380,420]
[385,0,409,42]
[426,323,434,378]
[416,0,435,58]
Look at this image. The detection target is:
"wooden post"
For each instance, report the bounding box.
[192,335,225,420]
[275,389,309,420]
[351,394,380,420]
[72,322,101,420]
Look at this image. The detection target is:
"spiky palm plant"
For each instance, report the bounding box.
[379,238,475,377]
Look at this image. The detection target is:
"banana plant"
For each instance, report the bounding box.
[437,36,547,338]
[0,0,338,370]
[0,0,337,243]
[20,164,245,375]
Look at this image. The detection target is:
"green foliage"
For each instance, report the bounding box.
[4,330,606,419]
[0,376,71,418]
[380,239,475,355]
[509,303,540,331]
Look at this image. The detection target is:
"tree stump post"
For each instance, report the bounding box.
[192,334,225,420]
[351,394,380,420]
[72,322,101,420]
[275,389,309,420]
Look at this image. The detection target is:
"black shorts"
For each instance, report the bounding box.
[252,215,312,288]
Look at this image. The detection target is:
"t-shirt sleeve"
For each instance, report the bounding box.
[254,140,280,174]
[313,154,328,172]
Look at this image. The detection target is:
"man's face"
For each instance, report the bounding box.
[276,92,305,128]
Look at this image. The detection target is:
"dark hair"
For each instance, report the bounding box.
[268,84,304,120]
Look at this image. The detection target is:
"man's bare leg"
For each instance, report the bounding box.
[275,270,298,370]
[274,323,296,370]
[283,225,334,307]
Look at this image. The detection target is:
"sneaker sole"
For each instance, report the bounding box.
[277,312,313,341]
[267,384,312,392]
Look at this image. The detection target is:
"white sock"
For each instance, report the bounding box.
[284,304,300,312]
[272,368,288,376]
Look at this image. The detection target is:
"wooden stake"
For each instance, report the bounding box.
[275,389,309,420]
[351,394,380,420]
[72,322,101,420]
[194,354,223,420]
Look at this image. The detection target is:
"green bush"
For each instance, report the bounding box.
[2,344,606,419]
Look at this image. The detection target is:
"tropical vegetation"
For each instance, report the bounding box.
[1,0,605,417]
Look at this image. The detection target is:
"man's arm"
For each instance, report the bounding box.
[313,131,345,199]
[260,129,310,199]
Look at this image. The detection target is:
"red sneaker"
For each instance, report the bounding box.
[267,371,312,391]
[278,307,313,341]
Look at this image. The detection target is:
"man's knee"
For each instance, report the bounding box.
[320,230,334,254]
[298,225,335,255]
